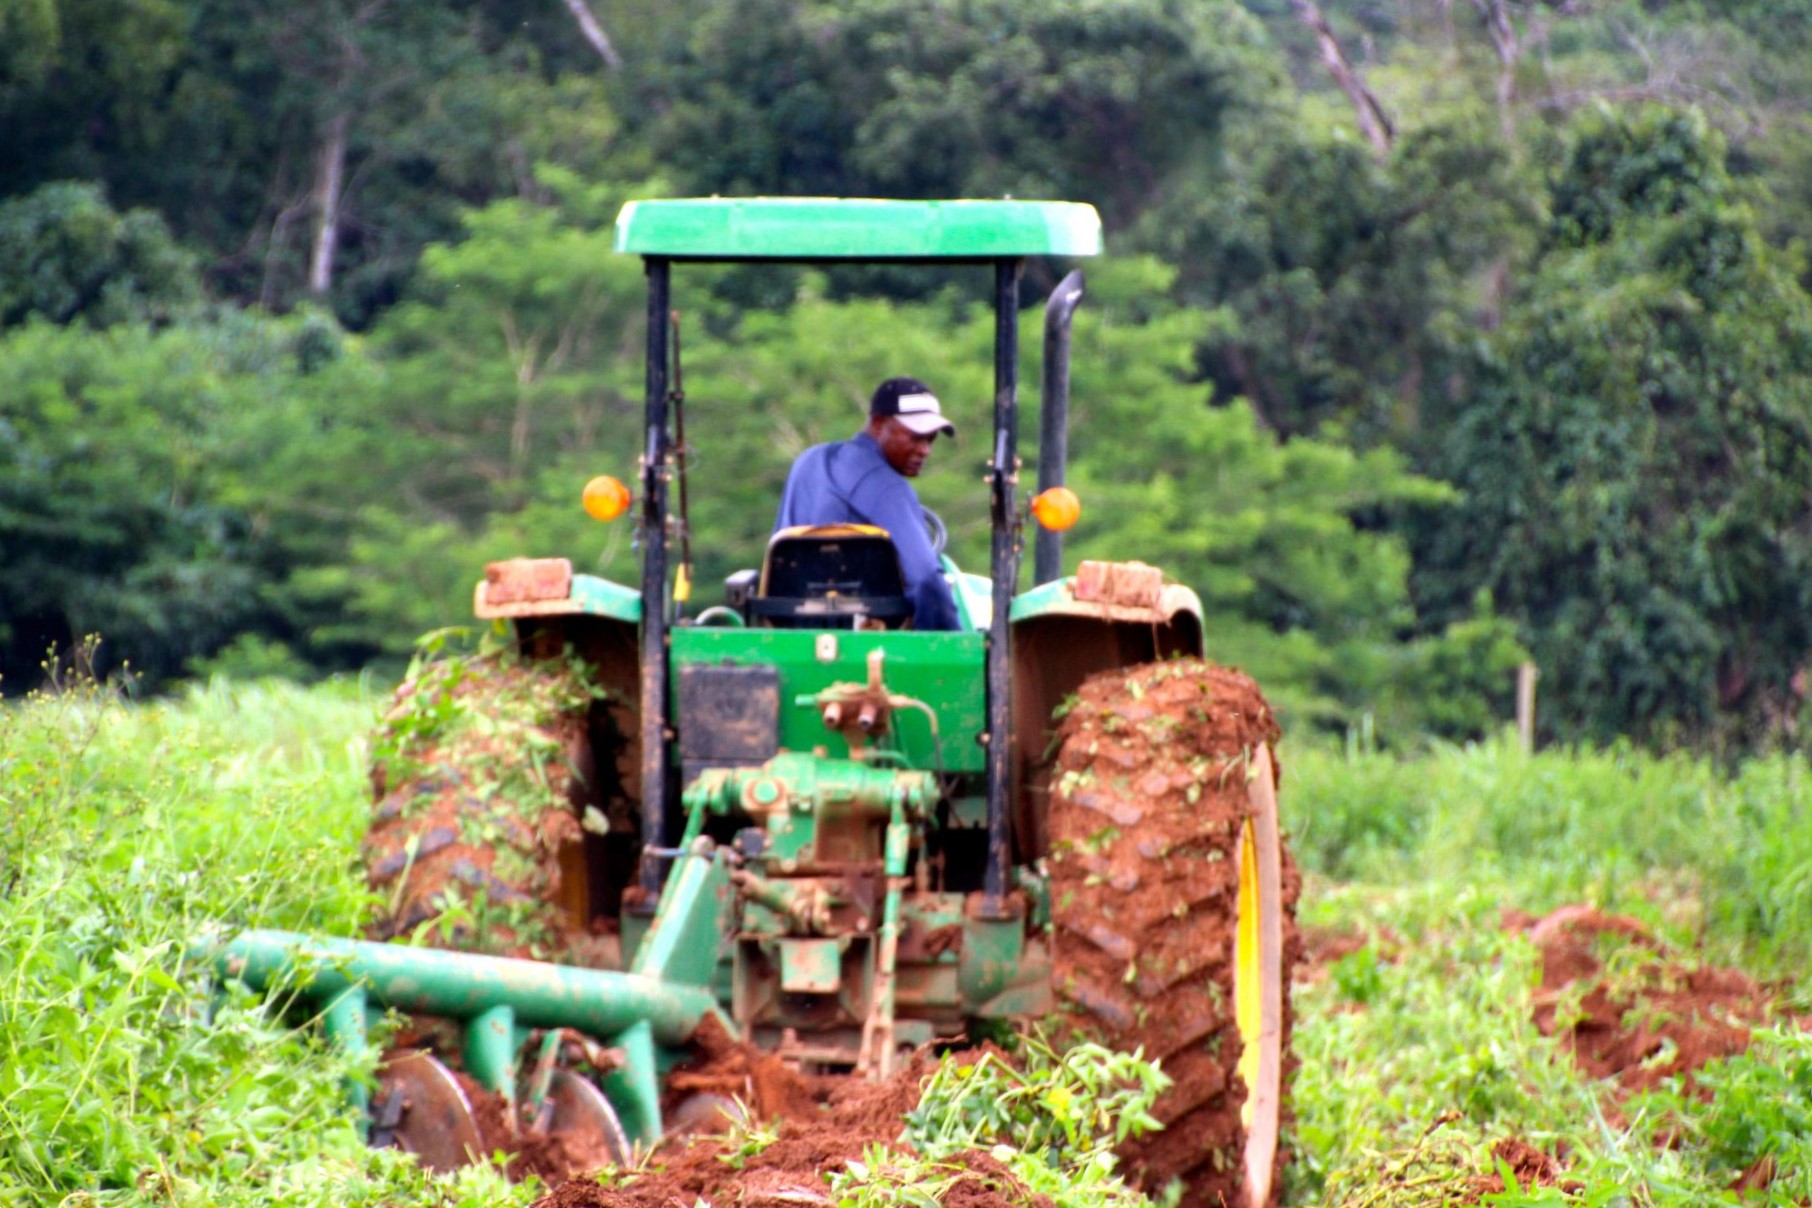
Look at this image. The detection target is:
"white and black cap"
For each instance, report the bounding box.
[870,376,956,437]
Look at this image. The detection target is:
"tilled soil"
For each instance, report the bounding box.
[1304,902,1798,1198]
[1305,903,1786,1103]
[1044,659,1300,1208]
[456,1071,624,1184]
[662,1013,828,1123]
[538,1133,1054,1208]
[1470,907,1792,1197]
[1517,904,1779,1096]
[531,1035,1050,1208]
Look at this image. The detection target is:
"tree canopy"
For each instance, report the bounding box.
[5,0,1812,750]
[1417,110,1812,747]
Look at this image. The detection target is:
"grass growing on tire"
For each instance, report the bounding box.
[363,629,615,958]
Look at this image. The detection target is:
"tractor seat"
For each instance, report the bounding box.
[752,525,912,629]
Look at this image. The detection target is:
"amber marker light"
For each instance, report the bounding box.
[581,475,632,522]
[1030,485,1082,532]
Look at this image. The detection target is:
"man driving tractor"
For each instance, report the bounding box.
[773,376,962,631]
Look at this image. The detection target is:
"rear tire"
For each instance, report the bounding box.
[1045,660,1298,1208]
[361,650,623,962]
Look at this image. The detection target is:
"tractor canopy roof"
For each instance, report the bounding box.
[614,198,1101,261]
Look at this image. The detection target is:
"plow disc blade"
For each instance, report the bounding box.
[663,1092,748,1141]
[542,1068,631,1166]
[372,1049,483,1172]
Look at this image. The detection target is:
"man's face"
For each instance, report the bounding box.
[874,417,937,477]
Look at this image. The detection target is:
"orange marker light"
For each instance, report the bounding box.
[1030,486,1082,532]
[582,475,632,522]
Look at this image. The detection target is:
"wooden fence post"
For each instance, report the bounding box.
[1515,661,1539,754]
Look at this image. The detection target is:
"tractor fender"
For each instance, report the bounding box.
[1007,563,1205,864]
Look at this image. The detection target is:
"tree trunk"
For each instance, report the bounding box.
[1224,345,1284,436]
[1290,0,1393,157]
[1468,0,1519,141]
[309,111,350,297]
[557,0,622,68]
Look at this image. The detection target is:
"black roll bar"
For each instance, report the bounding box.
[982,258,1022,914]
[637,258,672,899]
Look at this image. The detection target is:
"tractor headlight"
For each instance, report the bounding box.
[582,475,632,522]
[1030,486,1081,532]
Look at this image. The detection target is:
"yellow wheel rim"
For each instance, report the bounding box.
[1233,744,1283,1207]
[1236,816,1262,1128]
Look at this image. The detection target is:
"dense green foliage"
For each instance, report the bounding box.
[0,311,357,686]
[0,182,199,328]
[7,0,1812,750]
[1415,111,1812,749]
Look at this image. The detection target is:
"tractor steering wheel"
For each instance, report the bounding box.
[923,506,949,557]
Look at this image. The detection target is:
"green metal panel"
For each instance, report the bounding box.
[615,199,1102,261]
[946,794,988,828]
[567,574,641,622]
[945,562,993,630]
[957,914,1025,1004]
[481,573,641,623]
[778,939,843,993]
[1007,577,1072,622]
[670,629,986,773]
[628,842,733,989]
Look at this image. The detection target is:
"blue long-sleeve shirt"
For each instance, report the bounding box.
[774,431,963,631]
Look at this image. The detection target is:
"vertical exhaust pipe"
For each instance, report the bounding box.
[1036,270,1086,586]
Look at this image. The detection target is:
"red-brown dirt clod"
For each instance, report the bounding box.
[1517,905,1778,1096]
[531,1036,1048,1207]
[1462,1138,1581,1201]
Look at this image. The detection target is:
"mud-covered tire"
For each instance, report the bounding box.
[361,651,627,962]
[1046,659,1300,1208]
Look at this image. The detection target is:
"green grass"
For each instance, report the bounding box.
[1284,879,1812,1206]
[1282,735,1812,1205]
[4,679,1808,1206]
[1286,736,1812,973]
[0,667,533,1207]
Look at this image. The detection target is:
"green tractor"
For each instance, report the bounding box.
[211,199,1296,1207]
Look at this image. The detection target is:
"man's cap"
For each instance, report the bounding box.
[870,376,955,437]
